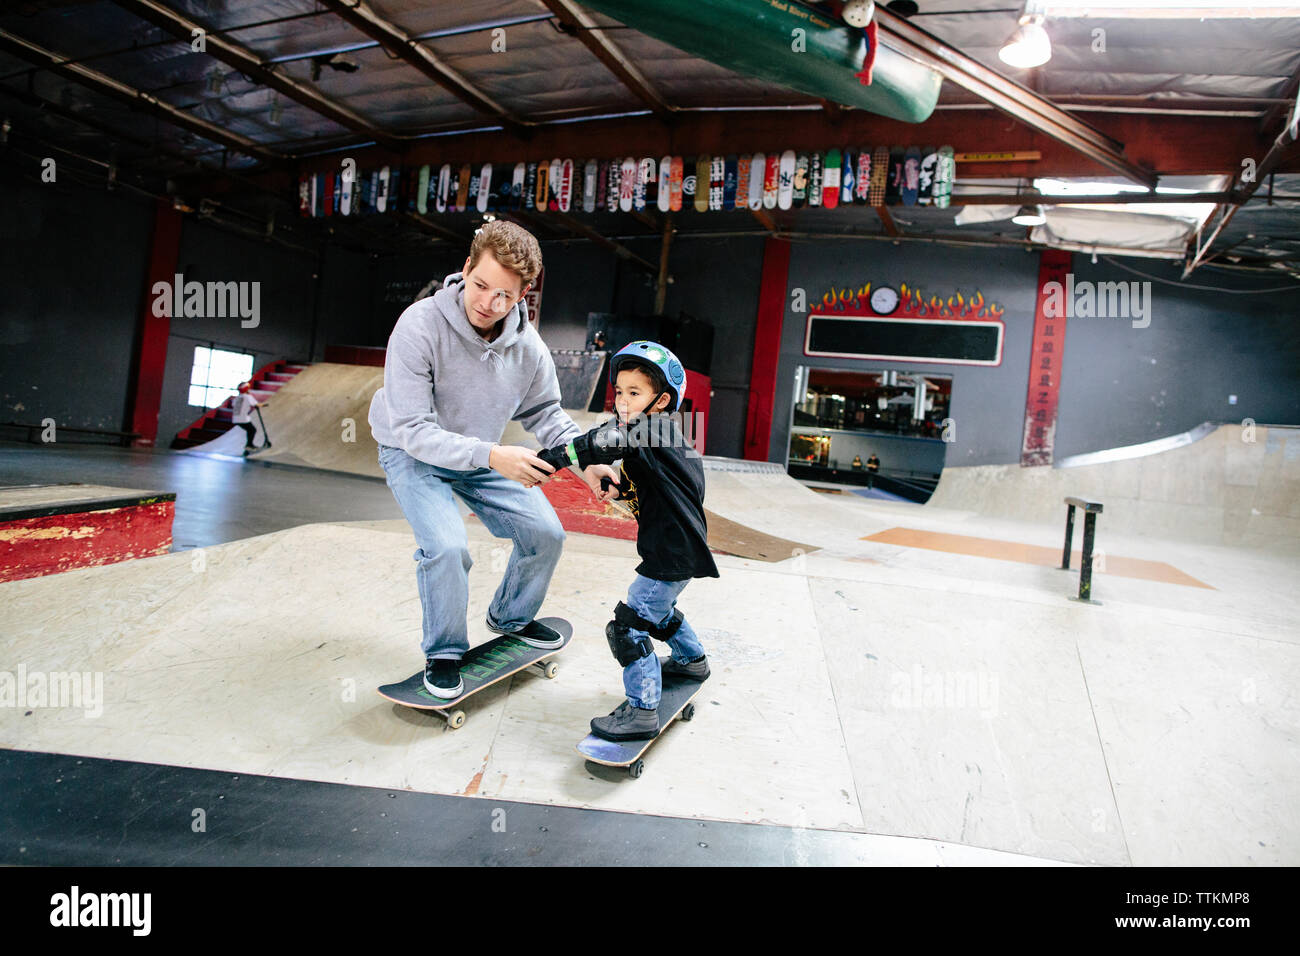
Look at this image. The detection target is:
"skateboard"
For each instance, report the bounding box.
[747,152,764,210]
[761,152,778,209]
[340,166,353,217]
[414,164,429,215]
[934,145,955,208]
[735,154,751,210]
[576,672,706,778]
[822,149,841,208]
[654,156,670,212]
[902,146,920,206]
[376,165,389,213]
[559,158,574,212]
[722,154,737,210]
[917,147,936,205]
[669,156,683,211]
[632,157,649,211]
[807,150,822,207]
[869,146,889,205]
[547,158,561,211]
[792,153,808,208]
[708,155,724,211]
[298,176,310,217]
[584,160,599,213]
[855,148,871,204]
[642,156,658,210]
[605,159,620,212]
[886,147,904,205]
[378,619,573,729]
[777,148,795,210]
[691,155,707,212]
[323,170,334,216]
[840,148,855,206]
[457,163,471,212]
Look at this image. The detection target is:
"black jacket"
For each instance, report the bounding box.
[577,415,719,582]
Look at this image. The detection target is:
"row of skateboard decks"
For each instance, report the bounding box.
[376,618,705,778]
[296,147,956,218]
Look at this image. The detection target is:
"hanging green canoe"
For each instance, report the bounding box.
[575,0,942,123]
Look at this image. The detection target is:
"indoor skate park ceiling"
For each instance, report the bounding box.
[1,1,1298,269]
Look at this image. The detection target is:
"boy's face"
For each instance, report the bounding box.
[614,367,671,422]
[462,250,531,333]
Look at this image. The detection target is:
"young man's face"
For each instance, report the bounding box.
[614,367,671,422]
[462,250,530,333]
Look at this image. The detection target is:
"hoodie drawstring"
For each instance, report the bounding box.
[480,349,503,369]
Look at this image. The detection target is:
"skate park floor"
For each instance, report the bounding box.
[2,440,1297,866]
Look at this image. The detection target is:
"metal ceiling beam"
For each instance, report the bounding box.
[749,208,777,233]
[1257,59,1300,135]
[0,28,280,165]
[873,7,1157,189]
[111,0,404,153]
[874,205,900,237]
[318,0,530,139]
[508,208,660,274]
[537,0,674,121]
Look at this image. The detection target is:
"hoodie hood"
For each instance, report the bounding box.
[433,271,529,366]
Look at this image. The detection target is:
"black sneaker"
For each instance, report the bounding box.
[486,616,564,649]
[423,658,463,699]
[590,700,659,741]
[661,654,710,682]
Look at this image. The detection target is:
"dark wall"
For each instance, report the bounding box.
[772,242,1300,469]
[0,172,153,433]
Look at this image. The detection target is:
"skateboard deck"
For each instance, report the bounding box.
[376,165,389,213]
[761,153,778,209]
[807,151,823,207]
[822,149,841,208]
[689,156,705,212]
[933,145,955,208]
[777,149,795,210]
[559,158,574,212]
[735,154,751,210]
[582,159,597,213]
[378,618,573,729]
[669,156,683,211]
[886,147,904,205]
[792,153,808,208]
[323,170,334,216]
[869,146,889,205]
[722,154,737,210]
[855,148,871,204]
[456,164,470,212]
[747,152,764,210]
[576,672,706,777]
[547,158,561,211]
[708,155,724,211]
[902,146,921,206]
[415,165,429,215]
[340,167,353,216]
[840,148,855,206]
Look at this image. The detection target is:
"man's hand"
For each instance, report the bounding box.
[582,463,619,500]
[489,444,555,488]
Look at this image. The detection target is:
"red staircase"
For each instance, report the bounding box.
[171,360,309,449]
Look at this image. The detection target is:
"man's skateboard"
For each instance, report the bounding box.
[378,618,573,729]
[577,672,705,778]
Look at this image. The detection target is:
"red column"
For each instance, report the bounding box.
[1021,248,1072,466]
[743,237,791,461]
[127,200,183,447]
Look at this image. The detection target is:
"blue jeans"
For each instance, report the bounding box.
[378,443,566,659]
[621,574,706,710]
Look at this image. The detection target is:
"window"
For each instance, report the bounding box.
[189,346,253,408]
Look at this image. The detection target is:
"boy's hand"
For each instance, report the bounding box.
[583,463,619,500]
[489,444,555,488]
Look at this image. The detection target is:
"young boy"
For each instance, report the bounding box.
[232,381,269,455]
[537,341,719,741]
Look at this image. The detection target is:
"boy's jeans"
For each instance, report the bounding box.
[621,573,706,710]
[378,443,565,659]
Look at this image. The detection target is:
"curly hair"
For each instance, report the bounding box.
[467,220,543,288]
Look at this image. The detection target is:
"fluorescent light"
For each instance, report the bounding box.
[999,18,1052,68]
[1043,1,1300,16]
[1034,177,1222,228]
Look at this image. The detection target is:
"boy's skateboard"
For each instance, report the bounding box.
[378,618,573,729]
[577,672,705,778]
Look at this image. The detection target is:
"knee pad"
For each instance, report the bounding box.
[605,621,653,667]
[648,608,683,642]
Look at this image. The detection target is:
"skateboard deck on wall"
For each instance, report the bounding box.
[723,154,737,210]
[708,155,724,211]
[620,157,636,212]
[822,149,841,208]
[903,146,921,206]
[584,160,599,213]
[669,156,683,211]
[793,153,808,208]
[840,149,855,206]
[855,148,871,204]
[933,145,955,208]
[808,151,823,208]
[747,152,764,210]
[887,147,904,205]
[777,149,795,210]
[762,153,778,209]
[694,156,709,212]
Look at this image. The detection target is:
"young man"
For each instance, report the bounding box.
[369,220,617,699]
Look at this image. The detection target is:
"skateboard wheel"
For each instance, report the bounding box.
[628,760,645,778]
[448,711,466,730]
[543,662,559,680]
[681,703,696,722]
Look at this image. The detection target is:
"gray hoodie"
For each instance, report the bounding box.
[368,271,582,470]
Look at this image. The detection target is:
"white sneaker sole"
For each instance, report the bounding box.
[423,674,464,699]
[486,618,563,649]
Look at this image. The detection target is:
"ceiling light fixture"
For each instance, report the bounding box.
[1013,204,1047,226]
[999,2,1052,69]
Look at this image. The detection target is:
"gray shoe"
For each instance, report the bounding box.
[590,700,659,742]
[661,654,710,682]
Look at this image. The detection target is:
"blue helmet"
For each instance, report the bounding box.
[610,340,686,413]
